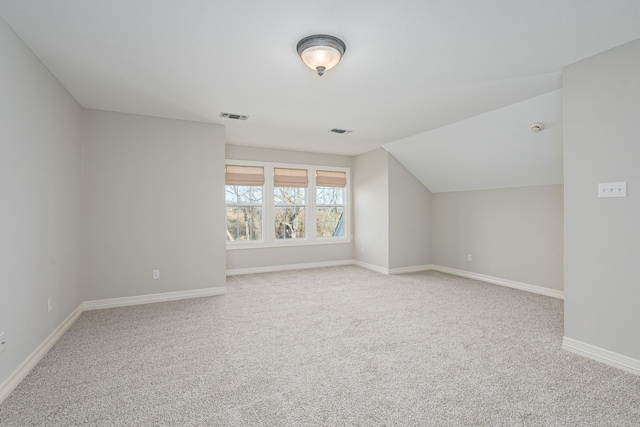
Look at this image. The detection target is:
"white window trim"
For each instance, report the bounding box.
[225,159,350,250]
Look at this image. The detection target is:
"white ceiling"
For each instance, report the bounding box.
[1,1,640,157]
[384,89,563,192]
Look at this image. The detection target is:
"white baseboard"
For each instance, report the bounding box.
[429,265,564,299]
[563,337,640,376]
[388,264,433,275]
[351,260,390,275]
[83,287,227,310]
[226,260,353,276]
[228,259,429,276]
[0,304,83,405]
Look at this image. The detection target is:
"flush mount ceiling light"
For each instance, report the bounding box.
[297,34,346,76]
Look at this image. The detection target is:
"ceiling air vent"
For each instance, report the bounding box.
[329,128,353,134]
[220,112,249,120]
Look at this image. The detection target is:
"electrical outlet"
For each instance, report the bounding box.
[152,269,160,280]
[0,332,5,354]
[47,298,52,313]
[467,254,472,261]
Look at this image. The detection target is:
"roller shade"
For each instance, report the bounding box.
[225,165,265,186]
[316,170,346,188]
[274,167,308,188]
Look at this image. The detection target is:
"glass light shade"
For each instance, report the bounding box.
[297,34,346,76]
[300,46,342,73]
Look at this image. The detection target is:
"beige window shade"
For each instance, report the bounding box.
[225,165,265,186]
[274,167,308,188]
[316,170,346,187]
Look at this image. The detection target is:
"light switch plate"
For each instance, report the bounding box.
[598,182,627,198]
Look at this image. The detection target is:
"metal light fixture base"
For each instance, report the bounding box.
[297,34,346,76]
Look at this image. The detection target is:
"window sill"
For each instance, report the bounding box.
[226,238,352,251]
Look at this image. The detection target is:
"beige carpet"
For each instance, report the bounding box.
[1,266,639,426]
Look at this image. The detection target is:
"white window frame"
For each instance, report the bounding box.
[225,160,350,250]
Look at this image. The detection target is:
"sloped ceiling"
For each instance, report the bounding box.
[1,1,640,159]
[384,90,563,192]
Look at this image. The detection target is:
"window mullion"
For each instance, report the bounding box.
[309,167,316,243]
[265,165,274,246]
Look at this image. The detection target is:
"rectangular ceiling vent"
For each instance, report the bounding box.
[329,128,353,134]
[220,112,249,120]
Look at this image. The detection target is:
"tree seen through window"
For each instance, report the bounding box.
[274,187,305,239]
[225,185,262,241]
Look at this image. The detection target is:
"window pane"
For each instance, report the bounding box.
[226,206,262,241]
[274,187,306,204]
[275,207,305,239]
[316,187,344,205]
[316,207,344,237]
[226,185,262,204]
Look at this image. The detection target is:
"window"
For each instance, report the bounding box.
[225,165,264,242]
[316,170,346,238]
[225,161,349,248]
[274,168,308,239]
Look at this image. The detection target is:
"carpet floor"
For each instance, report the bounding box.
[1,266,639,426]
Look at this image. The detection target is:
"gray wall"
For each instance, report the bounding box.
[226,145,352,169]
[388,154,432,269]
[431,185,564,290]
[0,18,83,384]
[225,145,353,271]
[353,149,390,268]
[564,38,640,359]
[82,110,226,300]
